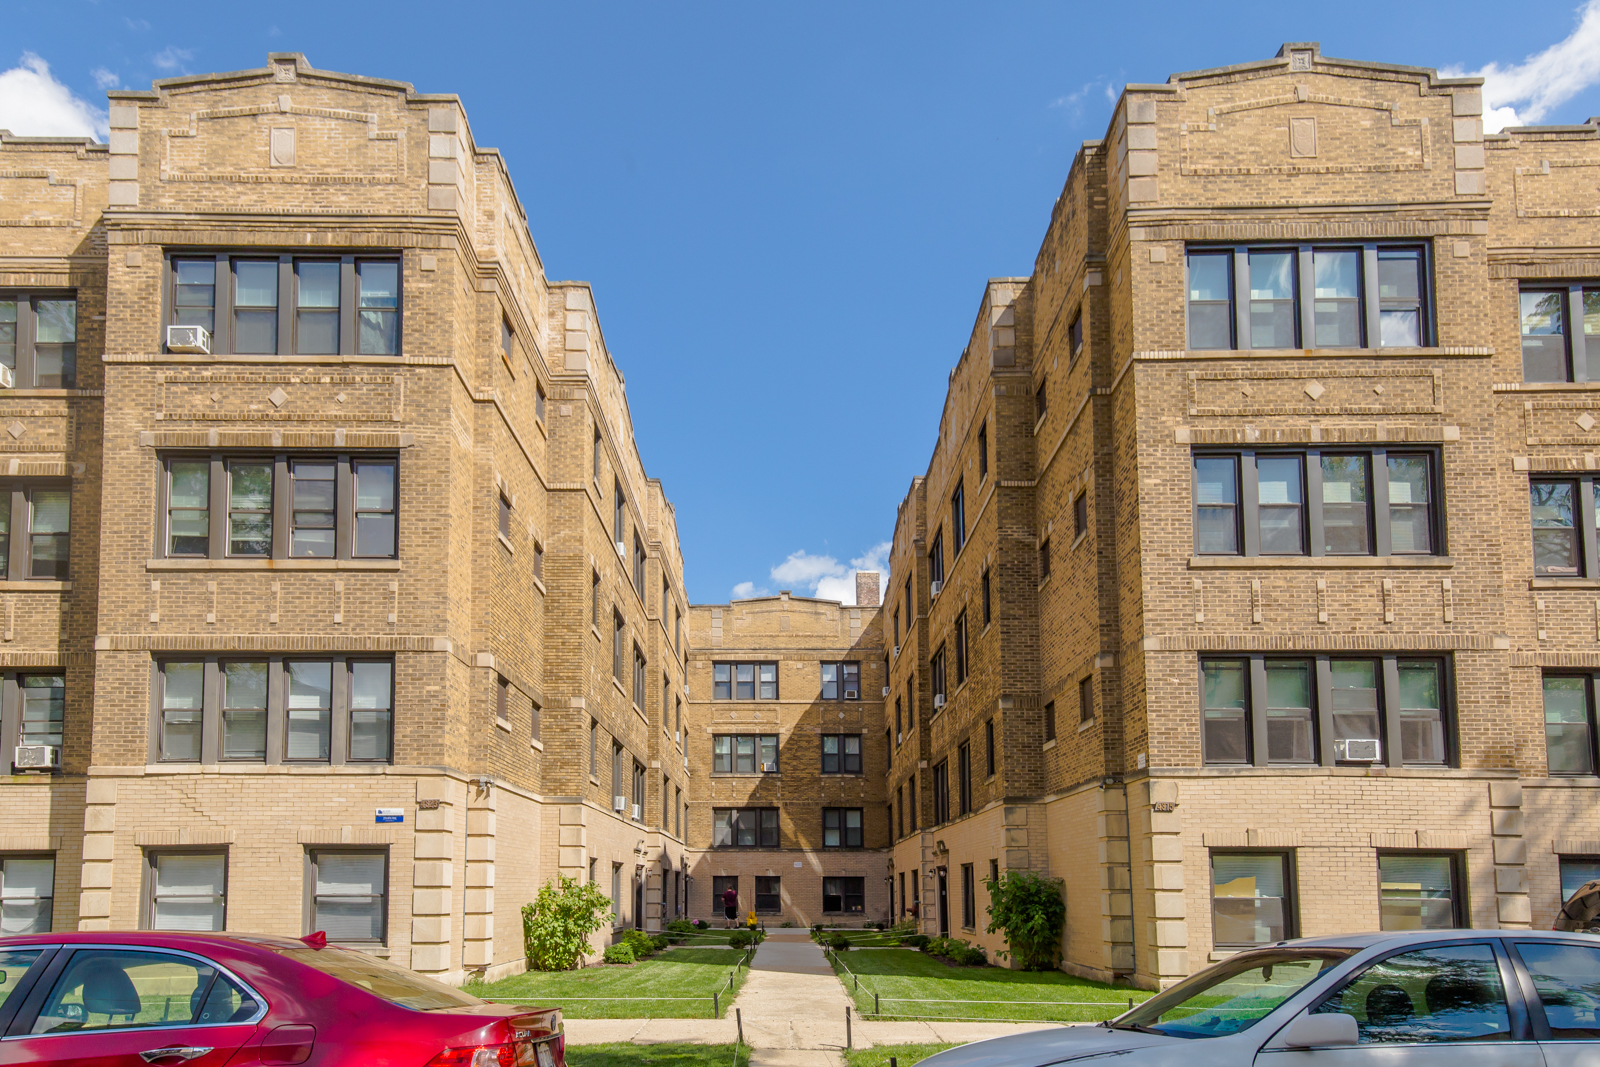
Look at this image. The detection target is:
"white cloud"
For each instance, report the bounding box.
[0,53,107,140]
[742,541,892,606]
[1049,77,1123,122]
[731,581,768,599]
[152,46,194,72]
[770,549,846,587]
[1444,0,1600,132]
[91,67,119,90]
[123,17,151,32]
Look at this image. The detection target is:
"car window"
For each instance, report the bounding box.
[1312,942,1511,1043]
[273,945,481,1010]
[0,949,45,1013]
[1120,950,1350,1039]
[1515,941,1600,1039]
[30,949,257,1034]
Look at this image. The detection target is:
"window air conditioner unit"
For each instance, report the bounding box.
[13,745,57,770]
[616,540,627,557]
[0,364,14,389]
[632,803,642,820]
[930,581,942,596]
[675,731,682,745]
[614,795,629,812]
[882,686,891,698]
[166,324,212,355]
[1336,738,1381,762]
[933,695,946,709]
[845,689,859,700]
[683,755,689,768]
[894,645,900,657]
[760,762,777,772]
[897,732,904,744]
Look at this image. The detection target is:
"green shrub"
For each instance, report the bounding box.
[728,930,754,949]
[889,919,916,938]
[651,933,670,952]
[827,933,851,950]
[953,942,987,966]
[985,870,1067,971]
[899,933,930,950]
[694,919,710,930]
[602,942,636,965]
[521,875,614,971]
[780,920,794,928]
[921,937,948,956]
[666,919,695,933]
[751,929,767,945]
[620,929,656,958]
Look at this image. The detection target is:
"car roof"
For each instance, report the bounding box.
[0,931,307,953]
[1262,929,1600,951]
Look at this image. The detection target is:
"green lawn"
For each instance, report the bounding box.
[830,948,1151,1023]
[466,947,750,1018]
[567,1044,743,1067]
[844,1044,958,1067]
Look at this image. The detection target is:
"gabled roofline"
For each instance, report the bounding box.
[1157,41,1483,91]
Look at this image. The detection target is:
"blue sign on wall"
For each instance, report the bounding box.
[375,808,404,824]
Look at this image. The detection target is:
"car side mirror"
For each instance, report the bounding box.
[1283,1013,1359,1048]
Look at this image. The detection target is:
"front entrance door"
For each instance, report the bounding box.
[937,868,949,936]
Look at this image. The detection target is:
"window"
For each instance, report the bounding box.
[166,255,399,355]
[31,948,258,1034]
[1559,856,1600,902]
[592,572,602,629]
[497,492,512,544]
[0,292,76,387]
[907,774,917,830]
[981,568,991,625]
[632,645,646,708]
[613,482,626,546]
[713,662,778,700]
[957,741,971,816]
[951,480,965,556]
[1044,700,1056,742]
[821,662,860,700]
[501,317,515,365]
[953,612,971,687]
[977,420,988,481]
[496,675,510,724]
[1544,673,1598,775]
[1507,940,1600,1040]
[530,698,541,742]
[1074,493,1088,540]
[1035,379,1048,422]
[1185,245,1428,350]
[1211,852,1293,947]
[15,674,64,756]
[612,612,626,683]
[1038,537,1051,580]
[612,741,624,801]
[533,540,544,581]
[1,854,53,933]
[1521,283,1600,383]
[893,609,900,648]
[0,484,70,580]
[823,876,864,913]
[754,876,781,913]
[1080,676,1094,724]
[713,808,778,848]
[612,863,623,922]
[146,851,227,930]
[985,719,995,776]
[961,864,976,928]
[929,531,945,592]
[308,850,387,944]
[713,734,778,774]
[593,426,603,481]
[535,384,546,424]
[1201,655,1448,768]
[1377,853,1461,930]
[1068,310,1084,358]
[589,719,598,776]
[1194,450,1437,557]
[930,647,946,706]
[632,761,645,821]
[821,734,861,774]
[1523,475,1600,579]
[896,785,904,837]
[904,575,914,618]
[932,761,949,824]
[160,455,397,560]
[155,657,392,765]
[894,697,903,743]
[633,536,646,598]
[1311,942,1508,1044]
[823,808,863,848]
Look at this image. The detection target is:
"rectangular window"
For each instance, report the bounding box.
[307,850,387,944]
[166,256,400,356]
[1034,379,1048,422]
[977,420,988,481]
[981,568,992,625]
[0,485,71,581]
[633,761,645,820]
[592,572,602,629]
[155,658,391,765]
[614,483,626,546]
[1079,676,1094,724]
[0,854,53,933]
[929,531,945,591]
[1068,310,1084,357]
[1210,852,1293,947]
[496,675,509,724]
[1559,856,1600,902]
[633,646,646,708]
[589,719,598,776]
[821,661,860,700]
[1544,673,1597,775]
[957,741,971,816]
[147,851,227,931]
[951,481,965,557]
[823,876,864,914]
[1074,493,1088,540]
[1378,852,1461,930]
[18,674,64,750]
[0,293,76,388]
[930,647,946,706]
[932,761,949,824]
[593,426,603,481]
[1521,284,1599,383]
[1044,700,1056,742]
[633,536,646,598]
[894,697,903,743]
[612,612,626,683]
[905,576,914,618]
[612,742,623,800]
[954,611,969,685]
[822,808,863,848]
[821,734,862,774]
[1526,475,1600,578]
[713,734,779,774]
[497,492,511,542]
[1186,244,1429,351]
[961,864,976,928]
[907,774,917,831]
[985,719,995,776]
[893,610,900,648]
[1038,538,1050,580]
[713,662,778,700]
[712,808,778,848]
[1194,449,1438,558]
[754,875,781,913]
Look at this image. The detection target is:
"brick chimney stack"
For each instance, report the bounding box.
[855,571,880,607]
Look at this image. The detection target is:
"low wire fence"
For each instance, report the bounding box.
[483,945,755,1019]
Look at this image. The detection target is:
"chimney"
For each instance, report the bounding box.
[855,571,880,607]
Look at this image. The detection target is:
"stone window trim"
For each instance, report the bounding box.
[1,673,65,772]
[1199,653,1454,770]
[149,655,394,767]
[1193,447,1441,559]
[0,481,71,582]
[1519,282,1600,384]
[158,453,397,562]
[303,846,389,947]
[164,252,401,357]
[822,807,864,849]
[1184,242,1432,351]
[141,847,229,932]
[821,733,862,775]
[0,290,77,389]
[1209,849,1297,948]
[713,733,779,775]
[712,807,778,849]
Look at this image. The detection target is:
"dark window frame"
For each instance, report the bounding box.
[0,852,53,932]
[712,807,779,849]
[1542,671,1600,776]
[961,863,976,928]
[981,568,992,626]
[821,733,862,775]
[930,646,947,707]
[977,420,988,481]
[1044,700,1056,742]
[3,672,65,768]
[1039,537,1051,580]
[1080,676,1095,724]
[754,875,782,913]
[0,481,72,580]
[932,760,950,825]
[1375,850,1465,931]
[632,644,646,709]
[1520,282,1600,383]
[820,661,860,701]
[1531,475,1600,578]
[143,847,229,932]
[951,480,965,557]
[304,846,389,946]
[822,807,864,849]
[0,290,77,388]
[957,740,971,816]
[1074,492,1088,540]
[712,661,779,701]
[985,719,995,777]
[712,733,779,774]
[954,611,969,686]
[1210,850,1297,948]
[822,876,865,914]
[929,530,945,593]
[1067,310,1084,361]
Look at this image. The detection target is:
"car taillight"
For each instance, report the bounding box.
[426,1045,517,1067]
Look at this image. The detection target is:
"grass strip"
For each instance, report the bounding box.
[469,947,749,1019]
[567,1043,744,1067]
[843,1044,958,1067]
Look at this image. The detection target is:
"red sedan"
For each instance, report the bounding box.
[0,930,563,1067]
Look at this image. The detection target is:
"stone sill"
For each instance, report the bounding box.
[1042,738,1059,752]
[147,558,401,571]
[1531,578,1600,589]
[1188,556,1453,569]
[710,773,780,779]
[1140,346,1492,362]
[107,352,413,365]
[1153,766,1510,780]
[1078,717,1098,734]
[0,580,71,591]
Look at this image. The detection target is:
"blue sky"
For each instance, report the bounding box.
[4,1,1599,603]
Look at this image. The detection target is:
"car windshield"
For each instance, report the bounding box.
[1117,949,1352,1039]
[275,946,483,1011]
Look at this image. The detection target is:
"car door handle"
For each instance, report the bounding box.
[139,1047,215,1063]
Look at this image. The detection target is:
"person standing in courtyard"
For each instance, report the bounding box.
[721,884,739,927]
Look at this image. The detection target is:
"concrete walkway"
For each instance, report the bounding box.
[562,932,1061,1059]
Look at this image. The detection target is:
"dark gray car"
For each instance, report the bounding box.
[918,929,1600,1067]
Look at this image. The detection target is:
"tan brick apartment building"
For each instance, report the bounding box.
[5,43,1600,993]
[887,42,1600,989]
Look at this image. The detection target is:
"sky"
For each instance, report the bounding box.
[3,1,1600,604]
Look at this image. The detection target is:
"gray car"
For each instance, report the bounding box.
[918,929,1600,1067]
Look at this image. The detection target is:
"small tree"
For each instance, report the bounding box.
[522,875,614,971]
[985,870,1066,971]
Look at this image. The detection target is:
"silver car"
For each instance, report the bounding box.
[918,930,1600,1067]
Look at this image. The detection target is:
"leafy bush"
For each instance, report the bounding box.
[985,870,1067,971]
[693,919,710,930]
[728,930,754,949]
[780,920,794,928]
[888,919,916,938]
[666,919,695,933]
[651,933,670,952]
[603,943,636,965]
[827,933,851,950]
[899,933,930,950]
[952,942,987,966]
[621,929,656,958]
[751,929,767,945]
[521,875,614,971]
